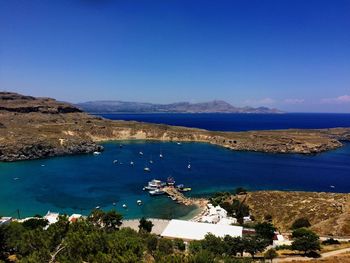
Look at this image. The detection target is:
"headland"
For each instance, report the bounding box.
[1,92,350,162]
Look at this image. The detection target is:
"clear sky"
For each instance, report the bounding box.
[1,0,349,112]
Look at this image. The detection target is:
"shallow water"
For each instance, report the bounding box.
[0,141,349,219]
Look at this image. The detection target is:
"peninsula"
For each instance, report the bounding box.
[1,92,349,162]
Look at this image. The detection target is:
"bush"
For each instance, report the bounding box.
[291,218,311,230]
[173,238,186,251]
[22,218,48,230]
[158,238,174,254]
[235,187,248,195]
[275,244,292,250]
[322,238,340,245]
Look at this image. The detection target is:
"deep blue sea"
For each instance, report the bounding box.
[99,113,350,131]
[1,113,350,219]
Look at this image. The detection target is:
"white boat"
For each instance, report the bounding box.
[112,202,116,206]
[144,179,164,190]
[93,151,101,155]
[13,177,19,180]
[149,189,166,196]
[139,151,144,156]
[130,161,134,166]
[122,204,127,209]
[113,160,118,164]
[187,163,191,169]
[177,142,182,145]
[95,206,100,209]
[159,153,163,158]
[41,164,45,167]
[330,185,335,188]
[137,200,142,205]
[144,167,151,172]
[149,160,153,164]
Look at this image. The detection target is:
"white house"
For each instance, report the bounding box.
[44,211,59,225]
[161,219,243,241]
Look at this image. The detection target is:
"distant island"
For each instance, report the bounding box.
[75,100,283,114]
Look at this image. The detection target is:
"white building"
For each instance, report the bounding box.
[0,217,12,226]
[161,219,243,241]
[69,214,82,223]
[44,211,59,225]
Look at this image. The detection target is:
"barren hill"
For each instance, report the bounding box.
[0,92,349,162]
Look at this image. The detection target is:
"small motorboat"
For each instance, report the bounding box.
[122,204,127,209]
[41,164,45,167]
[159,153,163,158]
[149,189,166,196]
[93,151,101,155]
[149,160,153,164]
[330,185,336,188]
[13,177,19,180]
[95,206,100,209]
[119,144,123,148]
[113,160,118,164]
[139,151,144,156]
[144,167,151,172]
[112,202,116,206]
[137,200,142,205]
[177,142,182,145]
[130,161,134,166]
[187,163,191,169]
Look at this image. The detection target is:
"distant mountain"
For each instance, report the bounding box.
[75,100,283,114]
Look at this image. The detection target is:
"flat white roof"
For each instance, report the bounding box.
[161,219,243,241]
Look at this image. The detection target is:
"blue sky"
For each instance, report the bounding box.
[0,0,349,112]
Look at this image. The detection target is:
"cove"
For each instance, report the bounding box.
[0,141,349,219]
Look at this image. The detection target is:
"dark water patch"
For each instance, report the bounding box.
[100,113,350,132]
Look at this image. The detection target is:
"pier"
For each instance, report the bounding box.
[162,186,208,208]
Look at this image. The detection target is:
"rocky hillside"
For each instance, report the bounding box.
[76,99,282,113]
[240,191,350,237]
[0,92,349,162]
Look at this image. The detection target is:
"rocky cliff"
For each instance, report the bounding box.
[0,92,349,162]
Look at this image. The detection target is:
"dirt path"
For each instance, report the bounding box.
[277,247,350,262]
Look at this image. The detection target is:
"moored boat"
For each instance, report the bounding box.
[149,189,165,196]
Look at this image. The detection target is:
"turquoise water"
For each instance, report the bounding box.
[0,141,350,219]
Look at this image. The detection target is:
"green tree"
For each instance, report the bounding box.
[243,236,268,258]
[138,217,154,233]
[188,250,216,263]
[173,238,186,251]
[264,248,278,262]
[101,210,123,231]
[254,222,276,244]
[291,218,311,230]
[145,234,158,255]
[158,238,174,254]
[22,218,49,230]
[189,240,203,254]
[201,233,225,256]
[291,228,320,254]
[223,235,243,257]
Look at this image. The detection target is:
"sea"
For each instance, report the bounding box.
[0,113,349,219]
